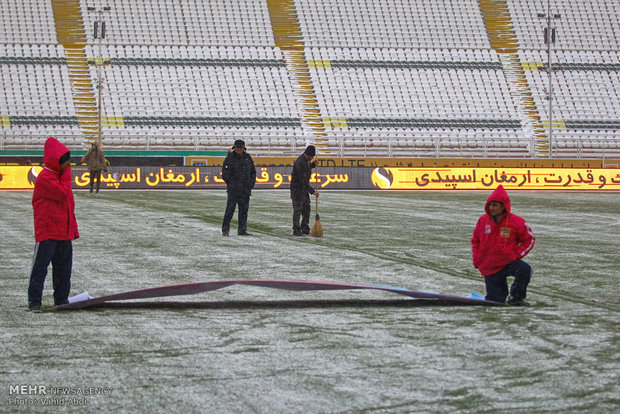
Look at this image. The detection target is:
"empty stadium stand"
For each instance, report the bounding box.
[0,0,618,159]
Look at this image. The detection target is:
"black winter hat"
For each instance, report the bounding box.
[59,152,71,164]
[304,145,316,157]
[232,139,246,149]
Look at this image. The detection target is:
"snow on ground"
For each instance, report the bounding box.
[1,190,618,412]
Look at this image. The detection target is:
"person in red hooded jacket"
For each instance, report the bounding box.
[471,185,535,305]
[28,137,79,312]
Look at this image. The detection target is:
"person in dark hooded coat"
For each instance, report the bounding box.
[28,137,79,312]
[471,185,535,305]
[290,145,319,236]
[221,139,256,236]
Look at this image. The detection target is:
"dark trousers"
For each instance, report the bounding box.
[222,193,250,234]
[484,259,532,303]
[292,195,311,235]
[28,240,73,307]
[89,170,102,192]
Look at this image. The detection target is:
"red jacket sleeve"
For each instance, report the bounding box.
[471,217,483,268]
[515,220,535,259]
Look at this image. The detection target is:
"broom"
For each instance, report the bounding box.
[309,158,324,237]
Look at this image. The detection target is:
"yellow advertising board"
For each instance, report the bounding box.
[0,166,346,190]
[370,167,620,190]
[1,165,619,191]
[0,166,42,189]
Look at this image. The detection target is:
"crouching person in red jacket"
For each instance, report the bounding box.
[471,185,535,306]
[28,137,79,312]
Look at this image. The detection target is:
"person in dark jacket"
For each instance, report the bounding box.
[221,139,256,236]
[290,145,319,236]
[471,185,535,306]
[28,137,79,312]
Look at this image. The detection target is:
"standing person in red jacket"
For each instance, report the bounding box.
[471,185,535,306]
[28,137,79,312]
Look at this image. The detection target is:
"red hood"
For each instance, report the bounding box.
[484,185,511,214]
[43,137,70,173]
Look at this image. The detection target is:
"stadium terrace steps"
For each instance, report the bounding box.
[479,0,549,158]
[51,0,86,48]
[51,0,98,147]
[268,0,329,153]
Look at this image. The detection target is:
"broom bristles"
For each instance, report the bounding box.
[310,214,324,237]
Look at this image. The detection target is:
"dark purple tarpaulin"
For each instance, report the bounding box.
[56,280,504,309]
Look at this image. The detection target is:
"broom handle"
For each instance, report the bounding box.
[314,159,319,214]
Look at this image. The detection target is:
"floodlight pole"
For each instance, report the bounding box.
[88,6,110,147]
[538,2,560,158]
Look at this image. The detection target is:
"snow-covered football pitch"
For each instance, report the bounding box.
[1,189,618,412]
